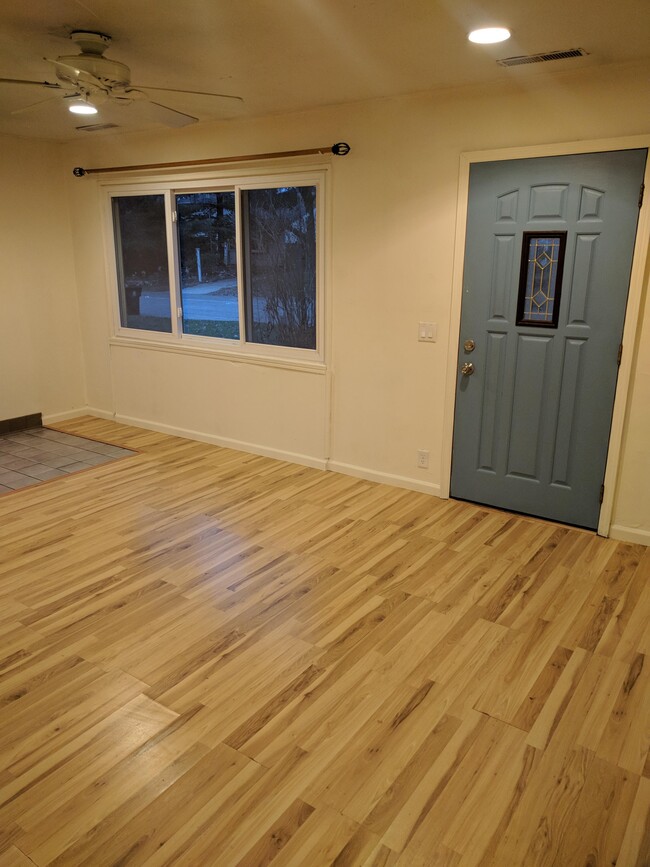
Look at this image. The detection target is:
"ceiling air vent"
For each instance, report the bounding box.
[497,48,588,67]
[75,122,119,132]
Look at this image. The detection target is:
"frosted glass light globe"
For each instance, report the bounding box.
[468,27,511,44]
[69,103,98,115]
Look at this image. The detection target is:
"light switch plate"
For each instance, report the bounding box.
[418,322,437,342]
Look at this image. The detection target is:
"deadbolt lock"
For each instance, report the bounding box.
[464,339,476,352]
[461,362,475,376]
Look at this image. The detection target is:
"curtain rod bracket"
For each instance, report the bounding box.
[72,142,350,178]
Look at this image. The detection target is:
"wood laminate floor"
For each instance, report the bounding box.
[0,417,648,867]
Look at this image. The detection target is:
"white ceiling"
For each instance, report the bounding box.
[0,0,648,141]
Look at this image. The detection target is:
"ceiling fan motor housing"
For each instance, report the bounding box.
[54,55,131,88]
[55,32,131,88]
[70,32,111,54]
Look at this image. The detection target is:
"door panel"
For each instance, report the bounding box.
[489,235,516,319]
[451,149,647,529]
[507,334,553,479]
[567,235,598,324]
[478,332,507,471]
[551,338,584,486]
[529,184,569,220]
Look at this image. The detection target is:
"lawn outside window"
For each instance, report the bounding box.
[104,168,326,365]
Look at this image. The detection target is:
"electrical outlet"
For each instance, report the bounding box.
[417,449,429,469]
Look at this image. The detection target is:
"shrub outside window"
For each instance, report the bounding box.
[242,186,317,350]
[106,171,324,361]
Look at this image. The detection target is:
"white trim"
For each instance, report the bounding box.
[99,412,329,470]
[608,525,650,546]
[165,189,182,341]
[323,165,334,462]
[102,167,328,365]
[37,408,649,544]
[108,336,327,374]
[599,155,650,536]
[234,185,246,350]
[327,460,442,496]
[45,407,440,493]
[82,407,115,421]
[440,152,472,499]
[442,134,650,540]
[95,161,332,190]
[42,408,95,424]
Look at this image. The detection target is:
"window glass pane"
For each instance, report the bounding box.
[242,186,316,350]
[176,191,239,340]
[112,195,172,333]
[517,232,566,327]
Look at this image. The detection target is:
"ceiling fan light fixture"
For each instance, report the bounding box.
[468,27,511,44]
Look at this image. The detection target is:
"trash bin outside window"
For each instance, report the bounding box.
[125,281,143,316]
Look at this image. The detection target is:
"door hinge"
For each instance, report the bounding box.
[617,343,623,366]
[640,183,645,209]
[172,210,177,222]
[599,484,605,504]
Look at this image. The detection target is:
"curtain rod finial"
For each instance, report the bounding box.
[73,167,86,177]
[332,142,350,156]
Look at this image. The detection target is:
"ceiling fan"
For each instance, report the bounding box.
[0,31,243,128]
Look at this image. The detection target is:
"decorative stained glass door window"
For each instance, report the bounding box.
[516,231,567,327]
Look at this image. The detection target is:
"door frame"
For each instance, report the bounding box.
[441,134,650,537]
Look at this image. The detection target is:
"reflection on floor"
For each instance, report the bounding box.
[0,427,135,492]
[0,416,648,865]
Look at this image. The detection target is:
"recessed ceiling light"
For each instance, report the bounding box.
[468,27,511,44]
[69,102,98,115]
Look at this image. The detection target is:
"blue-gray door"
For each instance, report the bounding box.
[451,149,646,529]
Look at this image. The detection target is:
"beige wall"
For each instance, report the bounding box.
[0,134,85,420]
[57,60,650,538]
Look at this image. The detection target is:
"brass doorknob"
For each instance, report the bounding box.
[461,362,475,376]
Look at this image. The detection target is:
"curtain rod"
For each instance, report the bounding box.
[72,142,351,177]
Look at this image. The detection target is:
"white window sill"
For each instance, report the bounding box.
[108,335,327,374]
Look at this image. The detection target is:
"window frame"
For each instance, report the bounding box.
[102,166,328,368]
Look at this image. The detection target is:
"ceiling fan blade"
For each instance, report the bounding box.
[132,85,243,103]
[102,97,198,128]
[0,77,63,90]
[139,100,198,127]
[11,94,71,116]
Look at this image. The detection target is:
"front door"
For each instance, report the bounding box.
[451,149,646,529]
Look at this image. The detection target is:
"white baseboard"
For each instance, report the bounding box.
[327,460,442,497]
[112,413,329,471]
[608,524,650,546]
[41,407,444,497]
[42,407,93,424]
[84,407,116,421]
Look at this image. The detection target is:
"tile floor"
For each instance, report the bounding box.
[0,427,136,493]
